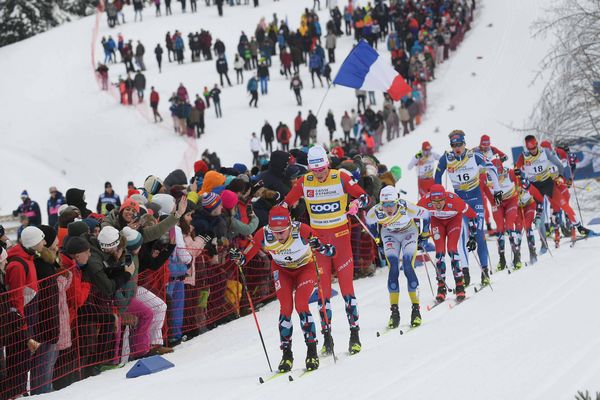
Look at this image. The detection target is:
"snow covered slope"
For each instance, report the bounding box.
[43,237,600,400]
[1,0,547,217]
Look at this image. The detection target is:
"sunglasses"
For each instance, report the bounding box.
[310,166,328,174]
[450,143,464,148]
[382,201,397,208]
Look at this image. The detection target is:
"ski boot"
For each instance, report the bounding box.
[305,342,319,371]
[462,267,471,287]
[529,243,538,264]
[481,268,491,286]
[496,253,507,271]
[349,327,361,355]
[513,250,523,270]
[575,223,591,237]
[410,304,422,327]
[320,328,334,356]
[554,226,560,248]
[278,347,293,372]
[436,279,447,302]
[388,304,400,329]
[454,278,466,301]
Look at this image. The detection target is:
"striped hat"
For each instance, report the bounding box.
[144,175,163,195]
[122,226,142,250]
[98,226,121,250]
[201,192,222,212]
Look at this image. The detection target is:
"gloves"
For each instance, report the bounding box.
[534,202,544,227]
[228,248,246,266]
[348,193,369,216]
[520,176,530,190]
[466,236,477,252]
[418,231,430,250]
[493,191,503,206]
[568,152,577,170]
[309,236,322,250]
[348,201,359,216]
[415,151,423,159]
[514,168,522,178]
[468,219,478,236]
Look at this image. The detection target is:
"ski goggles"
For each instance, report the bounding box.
[381,201,397,208]
[450,142,464,148]
[310,166,328,174]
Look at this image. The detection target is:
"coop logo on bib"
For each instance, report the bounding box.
[310,201,341,214]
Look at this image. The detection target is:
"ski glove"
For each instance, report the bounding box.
[348,194,369,216]
[309,237,336,257]
[415,151,423,159]
[229,248,246,266]
[466,236,477,252]
[468,219,478,236]
[493,191,503,206]
[568,152,577,170]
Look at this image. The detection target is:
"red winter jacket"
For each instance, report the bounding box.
[150,90,160,104]
[6,244,38,325]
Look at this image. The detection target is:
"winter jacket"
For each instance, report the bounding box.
[134,72,146,90]
[97,191,121,215]
[226,210,259,240]
[247,78,258,92]
[257,150,291,197]
[150,90,160,105]
[83,236,131,298]
[102,210,179,244]
[33,250,60,344]
[261,124,274,142]
[47,193,65,228]
[65,188,92,218]
[341,115,352,132]
[309,53,323,71]
[325,113,336,131]
[216,57,229,73]
[13,199,42,226]
[276,125,291,144]
[325,32,337,49]
[250,137,262,152]
[234,57,245,70]
[5,244,38,325]
[257,64,270,79]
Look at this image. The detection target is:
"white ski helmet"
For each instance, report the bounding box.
[379,186,399,203]
[307,145,329,169]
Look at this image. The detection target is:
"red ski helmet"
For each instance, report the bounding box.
[429,184,446,202]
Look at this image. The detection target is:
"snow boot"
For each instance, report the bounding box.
[481,268,491,286]
[462,267,471,287]
[410,304,422,327]
[278,347,293,372]
[305,342,319,371]
[388,304,400,329]
[348,327,361,355]
[455,278,466,301]
[436,279,447,302]
[497,252,507,271]
[320,328,334,356]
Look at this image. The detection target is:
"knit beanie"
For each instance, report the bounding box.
[64,237,90,255]
[201,192,222,212]
[82,218,100,233]
[98,226,121,250]
[199,171,226,194]
[151,194,176,215]
[194,160,209,175]
[122,226,143,250]
[21,227,45,249]
[68,221,90,237]
[232,163,248,175]
[220,190,238,210]
[144,175,164,195]
[38,225,57,248]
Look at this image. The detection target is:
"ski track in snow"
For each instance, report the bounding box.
[3,0,600,398]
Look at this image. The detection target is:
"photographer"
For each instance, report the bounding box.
[220,190,259,242]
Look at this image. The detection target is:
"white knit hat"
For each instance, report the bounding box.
[98,226,121,250]
[307,145,329,169]
[380,186,399,203]
[151,194,176,215]
[21,226,45,249]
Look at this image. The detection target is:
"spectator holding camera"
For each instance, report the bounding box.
[220,190,259,241]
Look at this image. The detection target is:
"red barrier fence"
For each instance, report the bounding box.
[0,222,377,398]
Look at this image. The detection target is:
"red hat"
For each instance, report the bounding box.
[540,140,552,150]
[127,189,140,198]
[422,141,432,151]
[480,134,490,146]
[429,184,446,201]
[525,135,538,151]
[120,198,140,214]
[220,190,238,210]
[194,160,209,175]
[268,206,291,232]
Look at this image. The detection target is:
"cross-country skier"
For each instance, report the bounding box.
[407,141,441,197]
[434,130,503,287]
[481,159,522,270]
[514,172,544,264]
[473,135,507,232]
[229,206,336,372]
[282,145,369,355]
[514,135,590,247]
[418,184,479,302]
[365,186,430,328]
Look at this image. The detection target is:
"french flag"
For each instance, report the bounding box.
[333,40,412,101]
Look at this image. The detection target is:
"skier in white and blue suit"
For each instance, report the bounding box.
[365,186,431,329]
[434,130,504,287]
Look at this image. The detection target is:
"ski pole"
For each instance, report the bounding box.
[570,166,584,225]
[312,254,337,363]
[471,251,494,292]
[421,249,453,293]
[417,245,435,297]
[237,265,273,372]
[349,213,378,242]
